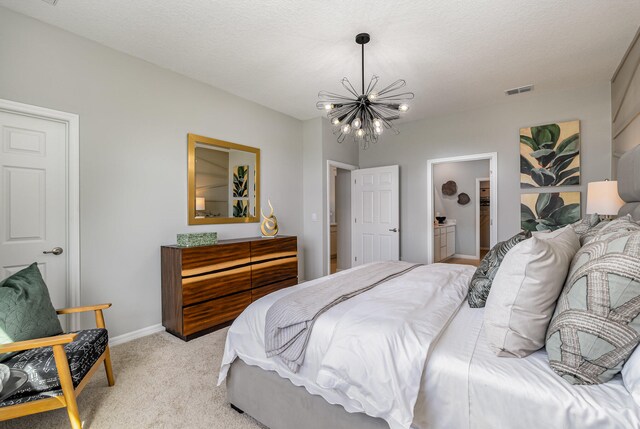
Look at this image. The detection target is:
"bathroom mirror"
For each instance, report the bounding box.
[188,133,260,225]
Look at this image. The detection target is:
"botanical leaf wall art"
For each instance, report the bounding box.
[233,165,249,197]
[521,192,581,232]
[233,199,248,218]
[520,120,580,188]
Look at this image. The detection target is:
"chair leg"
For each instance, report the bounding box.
[103,346,115,386]
[52,344,82,429]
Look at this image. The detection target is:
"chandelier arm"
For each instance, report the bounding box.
[318,91,358,102]
[370,104,402,116]
[365,75,379,95]
[377,79,407,96]
[329,104,359,119]
[373,92,415,101]
[369,105,401,123]
[341,78,361,98]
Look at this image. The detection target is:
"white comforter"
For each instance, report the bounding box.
[219,262,473,429]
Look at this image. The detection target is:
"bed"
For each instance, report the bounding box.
[219,145,640,429]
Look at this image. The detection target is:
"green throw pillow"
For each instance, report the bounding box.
[0,263,63,362]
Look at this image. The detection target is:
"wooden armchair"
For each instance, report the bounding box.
[0,303,115,429]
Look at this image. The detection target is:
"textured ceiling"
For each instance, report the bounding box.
[1,0,639,122]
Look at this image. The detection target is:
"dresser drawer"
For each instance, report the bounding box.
[251,277,298,302]
[251,257,298,289]
[182,266,251,306]
[183,291,251,336]
[251,236,297,262]
[181,242,250,277]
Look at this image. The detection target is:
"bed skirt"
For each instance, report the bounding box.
[226,359,390,429]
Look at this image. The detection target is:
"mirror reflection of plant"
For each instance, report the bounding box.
[233,166,249,197]
[521,193,580,232]
[233,200,248,218]
[520,124,580,187]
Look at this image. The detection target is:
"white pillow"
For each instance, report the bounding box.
[484,226,580,357]
[623,345,640,406]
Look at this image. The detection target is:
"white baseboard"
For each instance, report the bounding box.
[452,253,478,260]
[109,323,165,346]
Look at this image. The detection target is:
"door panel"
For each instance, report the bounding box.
[5,167,46,241]
[352,165,400,266]
[0,111,68,311]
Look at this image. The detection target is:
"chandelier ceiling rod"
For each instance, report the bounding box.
[356,32,370,94]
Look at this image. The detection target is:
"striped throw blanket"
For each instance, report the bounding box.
[264,261,422,372]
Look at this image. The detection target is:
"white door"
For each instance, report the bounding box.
[352,165,400,266]
[0,110,69,311]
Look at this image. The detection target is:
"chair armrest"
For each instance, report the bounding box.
[56,303,112,315]
[0,333,78,354]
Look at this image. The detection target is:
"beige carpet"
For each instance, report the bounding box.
[0,328,266,429]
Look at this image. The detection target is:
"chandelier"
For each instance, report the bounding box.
[316,33,414,149]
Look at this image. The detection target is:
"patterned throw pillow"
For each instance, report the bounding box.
[570,213,601,244]
[468,231,531,308]
[546,217,640,384]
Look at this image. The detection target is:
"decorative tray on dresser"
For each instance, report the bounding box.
[161,236,298,340]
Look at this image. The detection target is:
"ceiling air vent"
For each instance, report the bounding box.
[505,84,534,96]
[41,0,59,5]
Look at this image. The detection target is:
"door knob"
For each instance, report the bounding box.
[389,228,398,232]
[43,247,64,255]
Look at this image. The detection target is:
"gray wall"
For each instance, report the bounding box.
[302,118,323,280]
[302,117,359,280]
[335,169,352,270]
[612,28,640,175]
[433,160,490,256]
[359,83,612,264]
[0,8,304,337]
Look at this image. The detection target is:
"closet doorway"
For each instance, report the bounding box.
[426,152,498,265]
[326,160,357,275]
[476,178,491,261]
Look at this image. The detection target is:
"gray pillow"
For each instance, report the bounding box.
[467,231,531,308]
[570,213,600,243]
[546,217,640,384]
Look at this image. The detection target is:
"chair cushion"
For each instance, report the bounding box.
[0,263,63,363]
[467,231,531,308]
[0,329,108,407]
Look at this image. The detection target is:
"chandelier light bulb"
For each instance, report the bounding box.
[331,117,340,126]
[398,103,409,112]
[341,124,352,134]
[368,92,378,101]
[352,117,362,129]
[324,103,333,111]
[373,118,382,128]
[355,128,365,138]
[375,126,383,135]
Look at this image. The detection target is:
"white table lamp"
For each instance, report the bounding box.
[195,197,206,211]
[586,180,624,219]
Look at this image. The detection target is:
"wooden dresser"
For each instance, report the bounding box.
[161,236,298,340]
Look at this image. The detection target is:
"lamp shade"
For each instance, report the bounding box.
[195,197,206,211]
[586,180,624,216]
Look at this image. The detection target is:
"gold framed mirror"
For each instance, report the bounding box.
[188,133,260,225]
